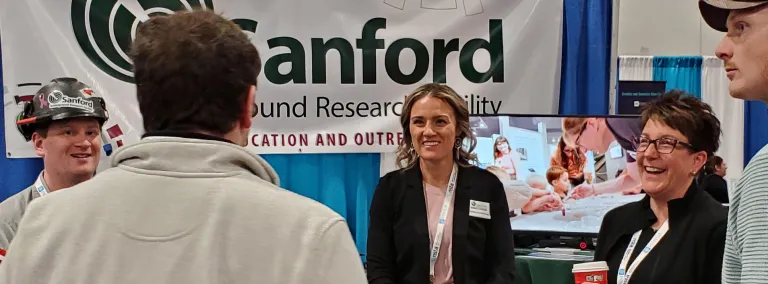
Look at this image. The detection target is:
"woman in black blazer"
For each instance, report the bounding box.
[367,83,515,284]
[593,91,727,284]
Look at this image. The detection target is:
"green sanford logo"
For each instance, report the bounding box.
[72,0,504,85]
[71,0,257,83]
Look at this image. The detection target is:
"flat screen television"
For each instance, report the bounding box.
[469,114,645,236]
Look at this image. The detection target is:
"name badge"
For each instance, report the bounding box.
[469,200,491,219]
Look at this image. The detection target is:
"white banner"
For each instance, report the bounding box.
[2,0,563,156]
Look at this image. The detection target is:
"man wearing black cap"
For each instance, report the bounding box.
[0,77,109,255]
[699,1,768,283]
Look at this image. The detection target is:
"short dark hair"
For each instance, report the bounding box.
[640,90,721,157]
[129,10,261,134]
[712,155,724,167]
[704,155,725,175]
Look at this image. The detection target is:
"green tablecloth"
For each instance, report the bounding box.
[515,255,588,284]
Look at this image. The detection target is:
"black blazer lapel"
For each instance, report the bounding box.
[404,165,432,262]
[451,165,472,284]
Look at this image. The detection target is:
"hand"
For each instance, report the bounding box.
[622,184,643,195]
[570,184,596,199]
[546,193,564,210]
[523,195,557,213]
[530,188,550,198]
[537,194,564,212]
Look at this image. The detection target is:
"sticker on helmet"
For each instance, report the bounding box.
[38,93,48,108]
[80,88,94,96]
[47,90,94,112]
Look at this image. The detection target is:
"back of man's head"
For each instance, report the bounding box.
[129,10,260,136]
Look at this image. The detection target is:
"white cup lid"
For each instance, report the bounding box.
[572,261,609,273]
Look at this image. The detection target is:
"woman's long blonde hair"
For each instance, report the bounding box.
[395,83,477,170]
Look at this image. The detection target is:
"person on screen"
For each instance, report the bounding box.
[0,78,109,254]
[525,174,565,211]
[699,2,768,282]
[367,83,515,284]
[486,166,533,215]
[493,136,523,180]
[698,155,729,203]
[593,91,726,284]
[546,166,571,199]
[0,10,366,284]
[486,166,561,216]
[550,137,592,186]
[562,115,643,199]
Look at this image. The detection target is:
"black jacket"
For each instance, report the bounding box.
[699,174,729,204]
[594,182,727,284]
[366,163,515,284]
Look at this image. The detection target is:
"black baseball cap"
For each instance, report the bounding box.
[700,0,768,32]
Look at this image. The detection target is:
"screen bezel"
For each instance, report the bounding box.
[469,113,642,238]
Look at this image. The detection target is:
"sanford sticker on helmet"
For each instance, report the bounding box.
[47,90,95,112]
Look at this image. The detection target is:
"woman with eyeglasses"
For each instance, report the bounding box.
[550,137,592,186]
[593,90,727,284]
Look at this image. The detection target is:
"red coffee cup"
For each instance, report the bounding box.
[572,261,609,284]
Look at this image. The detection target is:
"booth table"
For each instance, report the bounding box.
[514,254,591,284]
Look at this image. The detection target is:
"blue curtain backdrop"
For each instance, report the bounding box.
[559,0,612,115]
[260,154,380,257]
[652,56,702,98]
[745,101,768,165]
[0,0,614,259]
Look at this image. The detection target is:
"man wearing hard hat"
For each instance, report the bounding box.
[0,77,109,255]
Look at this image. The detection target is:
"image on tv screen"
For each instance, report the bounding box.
[469,115,645,235]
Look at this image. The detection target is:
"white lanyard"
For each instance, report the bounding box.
[428,163,458,284]
[33,172,49,197]
[617,220,669,284]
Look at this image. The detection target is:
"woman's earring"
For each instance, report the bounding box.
[455,138,462,149]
